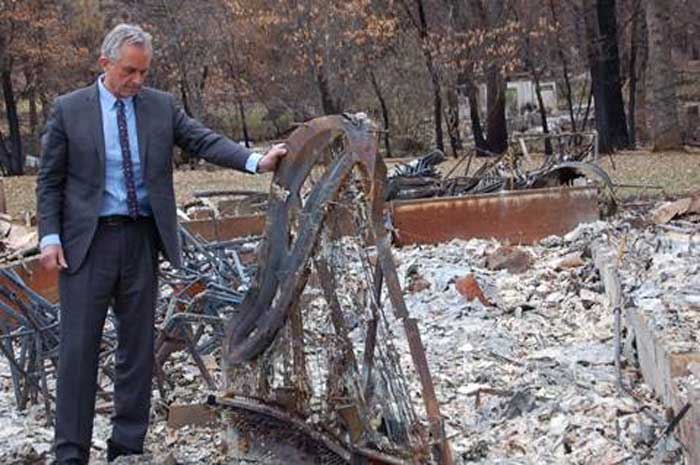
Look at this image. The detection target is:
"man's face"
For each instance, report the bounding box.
[99,43,151,98]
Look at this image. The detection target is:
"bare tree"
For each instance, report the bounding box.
[444,0,488,152]
[483,0,510,154]
[398,0,445,152]
[582,0,630,153]
[645,0,683,150]
[548,0,578,133]
[445,0,513,154]
[0,0,86,175]
[626,0,644,147]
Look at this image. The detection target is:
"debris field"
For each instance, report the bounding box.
[2,201,698,464]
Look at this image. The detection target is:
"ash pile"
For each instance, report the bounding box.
[388,198,698,464]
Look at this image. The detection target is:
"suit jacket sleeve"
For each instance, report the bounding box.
[170,95,251,172]
[36,97,68,240]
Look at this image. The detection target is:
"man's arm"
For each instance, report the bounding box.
[36,98,68,270]
[170,96,286,173]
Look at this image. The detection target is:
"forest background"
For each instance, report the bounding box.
[0,0,698,177]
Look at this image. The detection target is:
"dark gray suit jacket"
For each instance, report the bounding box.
[36,83,252,272]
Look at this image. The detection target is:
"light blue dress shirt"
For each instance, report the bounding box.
[97,76,152,218]
[39,77,262,250]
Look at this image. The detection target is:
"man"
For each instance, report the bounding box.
[36,24,286,465]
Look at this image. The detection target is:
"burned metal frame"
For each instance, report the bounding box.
[0,225,256,416]
[154,226,257,394]
[224,114,453,464]
[0,268,118,423]
[0,268,58,417]
[387,130,612,202]
[211,394,413,465]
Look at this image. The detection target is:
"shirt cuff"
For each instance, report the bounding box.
[40,234,62,250]
[245,152,263,174]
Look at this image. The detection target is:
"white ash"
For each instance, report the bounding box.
[1,207,696,464]
[373,216,689,464]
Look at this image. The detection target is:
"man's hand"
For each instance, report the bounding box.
[40,244,68,271]
[257,143,287,173]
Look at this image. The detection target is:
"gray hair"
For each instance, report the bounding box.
[100,24,153,61]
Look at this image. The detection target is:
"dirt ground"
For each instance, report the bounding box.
[1,148,698,221]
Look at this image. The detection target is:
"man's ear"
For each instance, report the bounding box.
[98,56,110,71]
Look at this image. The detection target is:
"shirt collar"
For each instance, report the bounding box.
[97,74,134,109]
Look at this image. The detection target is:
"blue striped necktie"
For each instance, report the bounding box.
[115,100,139,218]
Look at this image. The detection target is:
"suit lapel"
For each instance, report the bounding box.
[87,83,106,178]
[134,92,149,178]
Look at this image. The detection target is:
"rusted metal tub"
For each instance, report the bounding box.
[389,186,599,246]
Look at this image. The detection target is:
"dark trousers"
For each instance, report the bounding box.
[54,217,159,463]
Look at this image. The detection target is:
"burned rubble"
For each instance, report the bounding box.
[1,115,698,464]
[3,206,695,464]
[385,132,613,204]
[0,214,37,262]
[386,216,688,464]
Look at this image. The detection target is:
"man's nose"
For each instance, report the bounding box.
[132,73,146,86]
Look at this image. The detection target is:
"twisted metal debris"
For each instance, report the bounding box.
[0,224,257,418]
[224,114,453,464]
[0,269,59,417]
[153,227,259,393]
[0,268,117,424]
[386,131,615,203]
